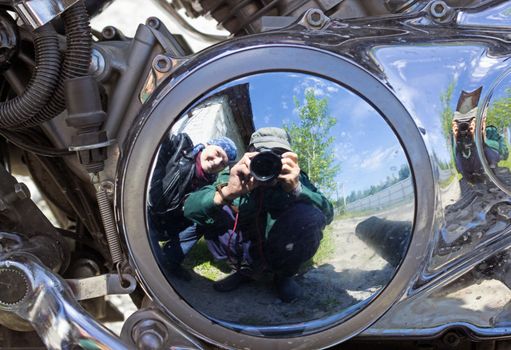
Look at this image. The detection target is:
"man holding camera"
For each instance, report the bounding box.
[451,109,502,184]
[183,127,333,302]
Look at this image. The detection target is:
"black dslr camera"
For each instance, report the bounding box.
[454,117,475,151]
[250,148,283,183]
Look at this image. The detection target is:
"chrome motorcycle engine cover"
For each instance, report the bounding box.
[118,3,511,348]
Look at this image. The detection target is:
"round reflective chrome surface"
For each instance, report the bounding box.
[479,70,511,195]
[146,72,415,333]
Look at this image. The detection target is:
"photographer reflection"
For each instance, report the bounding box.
[452,108,505,184]
[148,133,238,281]
[184,127,333,302]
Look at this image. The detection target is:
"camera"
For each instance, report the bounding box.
[250,149,282,182]
[454,117,475,150]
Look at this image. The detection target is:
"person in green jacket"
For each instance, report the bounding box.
[183,127,333,302]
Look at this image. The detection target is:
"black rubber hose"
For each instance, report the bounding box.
[0,28,60,129]
[19,1,92,128]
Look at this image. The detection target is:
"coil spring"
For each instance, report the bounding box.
[96,187,123,266]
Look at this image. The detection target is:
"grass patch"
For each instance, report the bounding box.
[181,238,231,281]
[439,172,457,189]
[312,224,336,266]
[177,223,338,280]
[300,224,336,272]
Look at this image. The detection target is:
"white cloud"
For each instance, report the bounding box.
[360,146,401,171]
[292,76,340,99]
[327,86,339,93]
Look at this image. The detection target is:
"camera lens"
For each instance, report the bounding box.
[459,122,469,132]
[250,151,282,182]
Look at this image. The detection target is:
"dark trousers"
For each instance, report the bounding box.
[206,202,326,276]
[148,210,201,266]
[263,202,325,276]
[162,224,200,265]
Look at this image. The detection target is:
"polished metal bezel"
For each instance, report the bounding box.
[117,42,435,349]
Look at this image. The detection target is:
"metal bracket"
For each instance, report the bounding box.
[14,0,79,29]
[139,54,186,103]
[66,273,137,301]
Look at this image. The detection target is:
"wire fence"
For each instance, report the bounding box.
[346,177,414,213]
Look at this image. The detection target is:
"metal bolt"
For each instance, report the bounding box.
[102,26,116,40]
[100,180,115,196]
[132,320,168,350]
[146,17,160,29]
[14,183,30,200]
[152,55,172,73]
[442,331,461,347]
[306,9,327,27]
[430,0,449,19]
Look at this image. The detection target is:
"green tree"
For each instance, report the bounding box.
[440,82,456,147]
[285,89,340,198]
[398,164,410,180]
[486,88,511,133]
[439,82,456,167]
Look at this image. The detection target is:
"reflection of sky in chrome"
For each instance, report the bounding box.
[215,73,409,196]
[373,44,510,165]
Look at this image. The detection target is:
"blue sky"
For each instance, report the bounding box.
[206,72,410,197]
[371,43,511,164]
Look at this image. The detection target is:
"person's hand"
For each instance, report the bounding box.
[452,120,458,138]
[278,152,301,192]
[214,152,258,205]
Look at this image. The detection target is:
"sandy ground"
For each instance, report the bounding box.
[166,203,414,326]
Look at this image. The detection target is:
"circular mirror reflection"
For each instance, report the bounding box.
[146,72,415,332]
[479,74,511,193]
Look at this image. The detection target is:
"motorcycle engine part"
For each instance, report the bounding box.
[0,11,18,71]
[0,1,91,129]
[96,182,125,268]
[166,0,366,35]
[0,251,129,349]
[119,33,432,348]
[162,0,484,35]
[18,0,92,129]
[0,166,68,273]
[65,76,109,173]
[249,149,282,182]
[0,267,29,307]
[121,307,207,350]
[82,0,113,18]
[14,0,79,29]
[0,26,60,129]
[118,1,511,347]
[66,273,136,300]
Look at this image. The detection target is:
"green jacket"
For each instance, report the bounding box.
[183,170,333,240]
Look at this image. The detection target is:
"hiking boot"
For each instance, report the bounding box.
[274,275,302,303]
[213,271,251,292]
[167,263,192,281]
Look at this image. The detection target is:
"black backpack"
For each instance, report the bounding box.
[148,133,196,214]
